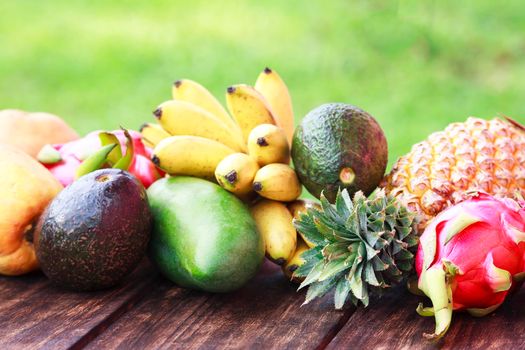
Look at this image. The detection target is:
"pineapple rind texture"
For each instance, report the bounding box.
[383,117,525,232]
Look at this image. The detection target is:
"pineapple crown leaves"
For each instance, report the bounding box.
[293,188,419,309]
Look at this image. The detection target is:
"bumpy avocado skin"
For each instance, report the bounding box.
[291,103,388,202]
[147,176,264,293]
[35,169,151,291]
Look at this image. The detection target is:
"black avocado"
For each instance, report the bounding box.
[35,169,151,291]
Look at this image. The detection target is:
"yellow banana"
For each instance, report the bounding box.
[172,79,240,132]
[252,164,302,202]
[251,199,297,265]
[215,153,259,196]
[152,136,235,180]
[139,122,171,148]
[254,67,294,145]
[288,199,321,248]
[247,123,290,166]
[282,237,309,283]
[225,84,276,142]
[153,100,245,152]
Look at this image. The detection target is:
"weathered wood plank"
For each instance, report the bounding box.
[0,260,157,350]
[326,284,525,350]
[4,258,523,349]
[86,260,355,350]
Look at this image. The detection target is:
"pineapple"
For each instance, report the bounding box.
[293,189,418,307]
[382,117,525,232]
[294,117,525,309]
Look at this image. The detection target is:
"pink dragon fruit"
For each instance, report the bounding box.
[38,129,162,188]
[415,192,525,340]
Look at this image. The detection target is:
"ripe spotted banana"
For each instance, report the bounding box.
[252,164,302,202]
[152,135,235,180]
[255,67,294,145]
[225,84,276,142]
[251,199,297,265]
[287,199,321,248]
[247,123,290,166]
[215,153,259,196]
[172,79,240,132]
[153,100,245,152]
[139,122,171,148]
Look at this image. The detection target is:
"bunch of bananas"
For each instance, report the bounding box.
[252,198,320,282]
[141,67,313,282]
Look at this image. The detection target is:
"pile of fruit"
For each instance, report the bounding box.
[140,68,308,274]
[1,68,524,341]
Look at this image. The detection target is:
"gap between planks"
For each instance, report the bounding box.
[324,285,525,350]
[68,273,162,350]
[81,260,358,350]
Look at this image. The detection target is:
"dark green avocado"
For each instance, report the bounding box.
[291,103,388,202]
[35,169,151,291]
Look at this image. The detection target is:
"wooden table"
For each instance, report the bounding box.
[1,259,524,349]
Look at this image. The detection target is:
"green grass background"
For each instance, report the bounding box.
[1,0,525,168]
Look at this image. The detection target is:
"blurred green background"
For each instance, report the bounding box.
[1,0,524,167]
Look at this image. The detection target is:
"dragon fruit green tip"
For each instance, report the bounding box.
[415,191,525,340]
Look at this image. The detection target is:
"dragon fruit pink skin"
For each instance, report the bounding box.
[42,130,162,188]
[415,192,525,340]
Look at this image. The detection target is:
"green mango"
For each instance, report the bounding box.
[148,176,264,292]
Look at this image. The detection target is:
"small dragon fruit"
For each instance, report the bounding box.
[416,192,525,340]
[38,129,162,188]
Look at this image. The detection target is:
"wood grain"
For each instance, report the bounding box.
[326,284,525,350]
[2,259,524,349]
[0,260,157,350]
[86,260,355,350]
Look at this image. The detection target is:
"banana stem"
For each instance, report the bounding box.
[418,265,453,340]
